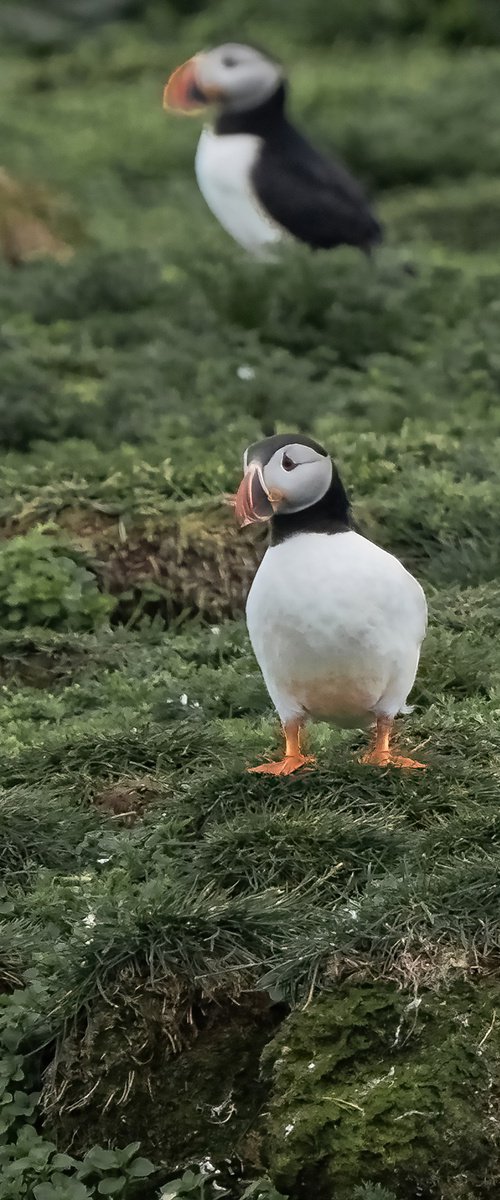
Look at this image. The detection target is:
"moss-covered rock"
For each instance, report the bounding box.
[262,981,500,1199]
[43,977,283,1170]
[42,976,500,1198]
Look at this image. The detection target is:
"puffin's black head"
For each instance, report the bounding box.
[163,43,284,115]
[234,433,352,539]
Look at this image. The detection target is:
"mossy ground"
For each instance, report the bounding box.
[43,980,282,1169]
[263,981,500,1200]
[2,5,500,1198]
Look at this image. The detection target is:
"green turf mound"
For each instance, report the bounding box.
[38,976,500,1199]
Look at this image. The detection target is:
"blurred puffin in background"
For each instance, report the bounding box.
[232,434,427,775]
[163,43,382,259]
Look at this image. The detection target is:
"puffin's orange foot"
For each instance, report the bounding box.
[360,749,426,770]
[388,753,426,770]
[247,754,316,776]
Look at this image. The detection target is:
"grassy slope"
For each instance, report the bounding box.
[2,17,500,1199]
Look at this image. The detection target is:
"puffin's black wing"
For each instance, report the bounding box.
[252,124,382,252]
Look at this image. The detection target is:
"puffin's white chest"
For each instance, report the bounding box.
[195,128,284,256]
[246,531,426,726]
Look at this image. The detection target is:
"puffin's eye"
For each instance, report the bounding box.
[222,56,238,68]
[282,452,297,472]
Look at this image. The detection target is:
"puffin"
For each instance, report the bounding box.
[232,434,427,774]
[163,43,382,259]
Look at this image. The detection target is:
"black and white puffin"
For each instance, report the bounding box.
[232,434,427,774]
[163,43,382,259]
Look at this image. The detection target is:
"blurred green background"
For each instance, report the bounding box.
[3,0,500,472]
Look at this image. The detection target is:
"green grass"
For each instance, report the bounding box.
[1,10,500,1199]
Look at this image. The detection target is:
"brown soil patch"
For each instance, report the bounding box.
[0,167,75,265]
[93,776,162,823]
[59,506,265,622]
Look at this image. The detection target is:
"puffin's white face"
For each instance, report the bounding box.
[163,43,283,115]
[236,438,333,527]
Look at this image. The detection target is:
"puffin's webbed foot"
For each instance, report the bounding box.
[248,753,315,776]
[360,716,426,771]
[360,748,425,770]
[247,720,314,776]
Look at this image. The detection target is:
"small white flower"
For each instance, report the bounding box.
[211,625,220,635]
[83,913,96,927]
[237,364,255,381]
[180,693,188,705]
[308,1062,316,1071]
[97,857,111,865]
[284,1122,295,1138]
[199,1157,216,1175]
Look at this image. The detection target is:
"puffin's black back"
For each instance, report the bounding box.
[216,85,381,252]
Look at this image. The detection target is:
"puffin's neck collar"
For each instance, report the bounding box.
[270,471,354,546]
[214,82,287,136]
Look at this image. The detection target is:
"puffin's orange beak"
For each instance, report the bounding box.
[163,57,205,113]
[163,55,223,114]
[234,464,282,528]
